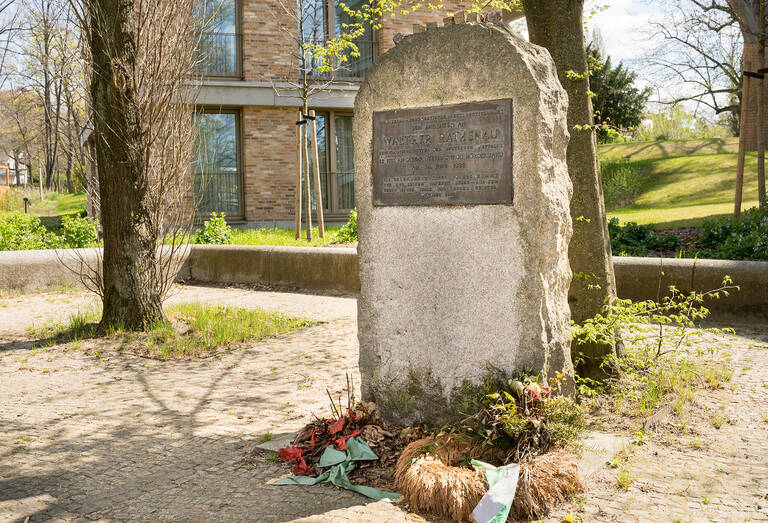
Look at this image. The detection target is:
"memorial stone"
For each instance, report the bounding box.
[355,21,574,426]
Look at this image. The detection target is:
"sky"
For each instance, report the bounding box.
[587,0,666,64]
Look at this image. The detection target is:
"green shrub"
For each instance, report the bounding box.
[601,160,642,209]
[61,215,99,248]
[631,105,730,142]
[195,212,233,244]
[1,188,23,212]
[608,218,681,256]
[0,212,61,251]
[334,208,357,243]
[697,202,768,260]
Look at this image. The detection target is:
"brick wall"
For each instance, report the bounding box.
[740,43,768,152]
[242,0,298,82]
[241,0,485,84]
[377,3,479,55]
[242,106,299,223]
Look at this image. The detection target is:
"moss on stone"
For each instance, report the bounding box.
[374,365,528,428]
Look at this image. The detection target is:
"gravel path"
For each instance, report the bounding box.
[1,286,767,522]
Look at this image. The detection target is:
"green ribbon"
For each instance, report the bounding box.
[274,437,401,501]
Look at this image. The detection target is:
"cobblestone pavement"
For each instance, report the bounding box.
[551,326,768,523]
[2,286,768,522]
[1,286,415,522]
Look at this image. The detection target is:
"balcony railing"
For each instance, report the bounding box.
[195,32,241,77]
[335,40,374,79]
[304,39,375,80]
[336,170,354,210]
[194,170,241,216]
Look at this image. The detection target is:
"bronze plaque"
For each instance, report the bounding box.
[372,99,513,206]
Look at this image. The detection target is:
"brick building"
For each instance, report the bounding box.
[193,0,486,227]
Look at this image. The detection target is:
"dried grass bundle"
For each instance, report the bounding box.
[396,455,486,521]
[395,438,582,521]
[512,449,582,519]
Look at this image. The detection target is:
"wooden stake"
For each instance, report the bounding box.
[757,0,766,209]
[295,111,302,239]
[309,110,325,239]
[735,75,748,218]
[302,113,313,241]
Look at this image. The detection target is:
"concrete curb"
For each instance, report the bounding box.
[183,245,359,294]
[613,256,768,324]
[1,246,766,324]
[0,248,102,294]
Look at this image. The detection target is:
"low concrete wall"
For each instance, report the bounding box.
[2,246,766,324]
[0,248,101,294]
[183,245,359,294]
[613,256,768,324]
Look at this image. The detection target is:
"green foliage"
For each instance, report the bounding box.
[696,202,768,260]
[150,303,314,359]
[34,303,313,360]
[0,212,61,251]
[195,212,233,245]
[542,395,587,447]
[608,218,681,256]
[587,43,650,143]
[632,106,730,142]
[572,278,737,416]
[601,160,643,209]
[334,208,358,243]
[229,226,339,247]
[457,373,586,461]
[61,215,99,248]
[616,467,635,491]
[1,188,24,212]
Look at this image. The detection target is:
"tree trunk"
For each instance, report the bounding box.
[524,0,621,378]
[88,0,165,330]
[13,150,21,185]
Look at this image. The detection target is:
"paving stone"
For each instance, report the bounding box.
[1,287,767,521]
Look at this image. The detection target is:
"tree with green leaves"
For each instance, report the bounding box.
[588,43,651,142]
[523,0,622,378]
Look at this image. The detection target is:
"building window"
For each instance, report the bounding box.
[194,0,241,77]
[194,110,243,218]
[300,0,375,80]
[333,0,374,78]
[306,111,354,215]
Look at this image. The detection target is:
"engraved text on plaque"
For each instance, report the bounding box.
[372,99,513,206]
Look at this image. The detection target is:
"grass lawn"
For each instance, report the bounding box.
[230,226,345,246]
[33,302,313,359]
[1,189,88,232]
[2,189,87,217]
[599,138,761,228]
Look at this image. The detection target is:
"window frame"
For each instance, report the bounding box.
[194,107,245,220]
[314,109,354,217]
[196,0,243,80]
[309,0,377,82]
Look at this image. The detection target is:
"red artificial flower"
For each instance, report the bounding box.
[328,417,346,435]
[292,456,316,476]
[278,446,304,462]
[309,427,323,447]
[332,429,362,450]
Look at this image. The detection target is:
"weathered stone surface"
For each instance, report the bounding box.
[354,23,573,426]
